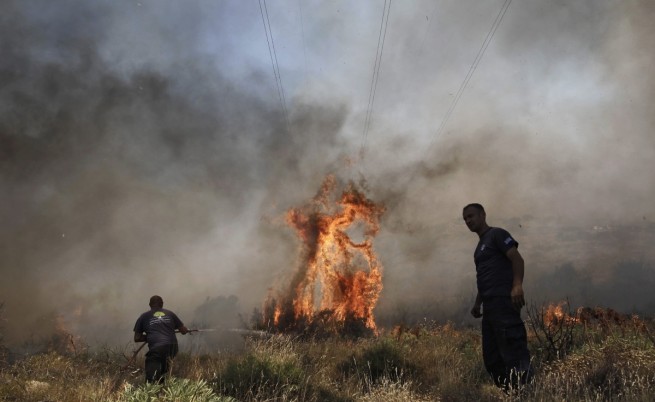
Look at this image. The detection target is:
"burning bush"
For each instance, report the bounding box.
[261,175,385,338]
[527,300,655,363]
[527,300,584,361]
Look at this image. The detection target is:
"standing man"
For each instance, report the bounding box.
[134,295,189,383]
[463,203,532,390]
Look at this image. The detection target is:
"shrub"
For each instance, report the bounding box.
[218,346,305,400]
[530,336,655,400]
[340,339,419,384]
[526,300,580,362]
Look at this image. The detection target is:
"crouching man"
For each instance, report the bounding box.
[134,295,188,383]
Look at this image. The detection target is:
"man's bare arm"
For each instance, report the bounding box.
[506,246,525,309]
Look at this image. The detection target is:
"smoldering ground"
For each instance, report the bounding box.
[1,0,655,349]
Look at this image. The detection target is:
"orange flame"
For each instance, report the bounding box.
[51,312,85,354]
[264,175,385,334]
[543,302,579,327]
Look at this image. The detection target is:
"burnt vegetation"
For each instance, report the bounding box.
[253,304,374,340]
[2,302,655,401]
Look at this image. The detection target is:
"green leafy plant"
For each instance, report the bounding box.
[115,377,234,402]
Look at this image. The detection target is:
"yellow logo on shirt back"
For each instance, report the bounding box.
[154,312,166,318]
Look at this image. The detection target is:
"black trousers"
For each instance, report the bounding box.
[481,297,532,389]
[145,343,178,383]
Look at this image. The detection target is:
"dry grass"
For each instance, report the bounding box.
[1,318,655,401]
[0,350,131,401]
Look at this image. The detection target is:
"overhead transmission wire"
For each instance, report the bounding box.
[428,0,512,150]
[398,0,512,192]
[380,1,514,275]
[360,0,393,157]
[258,0,290,129]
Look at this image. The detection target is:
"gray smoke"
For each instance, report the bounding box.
[1,0,654,347]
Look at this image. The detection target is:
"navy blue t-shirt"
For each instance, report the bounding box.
[474,227,519,297]
[134,308,184,349]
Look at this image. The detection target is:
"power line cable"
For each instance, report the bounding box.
[429,0,512,149]
[387,0,514,235]
[402,0,512,186]
[263,0,290,120]
[362,0,392,151]
[360,0,392,157]
[264,0,291,128]
[258,0,290,129]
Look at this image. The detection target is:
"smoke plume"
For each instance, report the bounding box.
[1,0,654,347]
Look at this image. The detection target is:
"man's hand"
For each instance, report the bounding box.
[506,247,526,310]
[470,304,482,318]
[134,332,147,343]
[511,284,525,310]
[178,325,189,335]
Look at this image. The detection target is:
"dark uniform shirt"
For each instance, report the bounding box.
[134,308,184,349]
[474,227,519,298]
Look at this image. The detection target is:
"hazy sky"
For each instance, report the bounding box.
[1,0,654,347]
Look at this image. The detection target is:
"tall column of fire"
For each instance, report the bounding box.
[263,175,385,334]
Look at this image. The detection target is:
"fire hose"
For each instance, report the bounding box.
[121,328,269,370]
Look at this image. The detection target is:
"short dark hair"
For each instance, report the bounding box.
[463,203,485,213]
[149,295,164,307]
